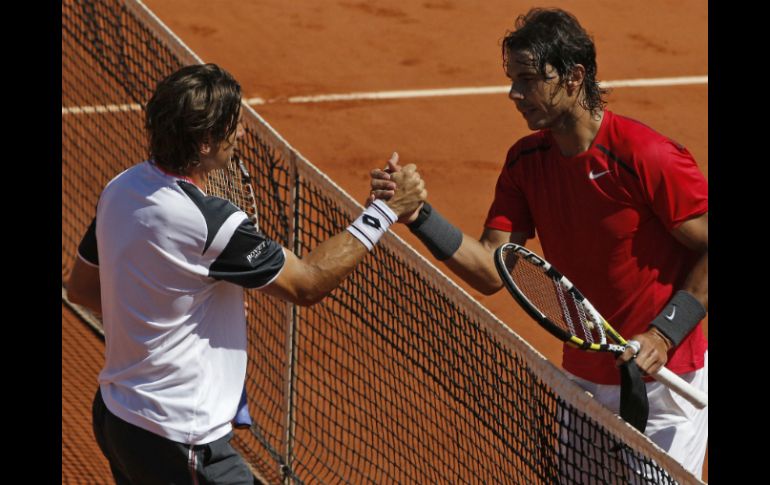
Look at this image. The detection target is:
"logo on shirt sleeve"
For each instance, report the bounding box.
[246,241,269,265]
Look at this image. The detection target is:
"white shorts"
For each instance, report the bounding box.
[565,351,708,479]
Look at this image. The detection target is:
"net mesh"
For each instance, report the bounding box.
[61,1,700,483]
[62,301,114,484]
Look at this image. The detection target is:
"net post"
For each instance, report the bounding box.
[282,151,301,484]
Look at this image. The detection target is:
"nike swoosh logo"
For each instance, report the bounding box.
[665,306,677,321]
[589,169,611,180]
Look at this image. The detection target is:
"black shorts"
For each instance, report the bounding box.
[92,388,256,485]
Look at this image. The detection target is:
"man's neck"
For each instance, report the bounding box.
[152,160,202,186]
[188,165,209,189]
[550,108,604,158]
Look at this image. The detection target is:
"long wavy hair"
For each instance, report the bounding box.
[502,8,608,115]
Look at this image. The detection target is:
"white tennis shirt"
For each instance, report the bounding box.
[78,161,285,445]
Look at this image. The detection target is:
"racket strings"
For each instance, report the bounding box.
[205,155,260,231]
[554,278,579,337]
[554,279,603,343]
[506,252,564,323]
[584,305,608,344]
[503,248,605,343]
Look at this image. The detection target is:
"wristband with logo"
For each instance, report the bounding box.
[649,290,706,348]
[346,200,397,251]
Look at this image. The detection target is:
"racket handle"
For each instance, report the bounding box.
[652,366,708,409]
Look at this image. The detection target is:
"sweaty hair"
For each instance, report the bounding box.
[502,8,607,114]
[145,63,242,174]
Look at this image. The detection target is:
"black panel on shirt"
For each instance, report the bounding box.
[209,220,286,288]
[506,143,550,169]
[178,181,241,254]
[595,144,639,179]
[77,218,98,265]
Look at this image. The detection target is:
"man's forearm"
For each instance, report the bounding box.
[681,250,708,311]
[649,250,708,347]
[406,203,520,295]
[444,237,506,295]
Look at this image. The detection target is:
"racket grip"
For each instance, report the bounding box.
[652,366,708,409]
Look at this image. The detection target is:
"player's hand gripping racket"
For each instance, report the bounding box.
[494,243,708,409]
[205,153,260,231]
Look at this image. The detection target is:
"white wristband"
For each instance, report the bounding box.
[346,200,397,251]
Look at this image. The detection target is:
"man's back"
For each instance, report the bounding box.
[96,160,250,445]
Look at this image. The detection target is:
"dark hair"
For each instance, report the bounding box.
[502,8,607,114]
[145,63,242,174]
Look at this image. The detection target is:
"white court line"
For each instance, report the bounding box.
[62,75,707,114]
[62,103,143,115]
[246,75,707,105]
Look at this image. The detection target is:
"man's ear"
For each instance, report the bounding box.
[199,137,211,156]
[567,64,586,95]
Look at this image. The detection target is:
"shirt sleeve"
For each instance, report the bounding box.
[635,139,708,231]
[209,219,286,289]
[76,218,99,266]
[484,147,536,238]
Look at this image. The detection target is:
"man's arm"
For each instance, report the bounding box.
[369,161,526,295]
[620,212,708,374]
[265,219,524,304]
[259,232,371,306]
[66,256,102,315]
[262,158,427,306]
[670,212,708,310]
[443,228,527,295]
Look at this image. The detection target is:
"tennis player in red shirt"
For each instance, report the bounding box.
[370,7,707,478]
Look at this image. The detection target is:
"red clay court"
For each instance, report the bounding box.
[62,0,708,482]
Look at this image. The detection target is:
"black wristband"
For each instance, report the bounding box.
[649,291,706,347]
[410,202,433,229]
[407,202,463,261]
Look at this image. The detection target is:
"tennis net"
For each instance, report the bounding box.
[61,1,702,483]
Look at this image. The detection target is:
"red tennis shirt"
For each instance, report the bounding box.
[485,110,708,384]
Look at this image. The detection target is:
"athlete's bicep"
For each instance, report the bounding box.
[257,250,314,305]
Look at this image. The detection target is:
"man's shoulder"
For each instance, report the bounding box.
[103,161,147,189]
[605,111,680,154]
[597,112,695,175]
[176,180,240,220]
[176,180,247,254]
[505,131,551,168]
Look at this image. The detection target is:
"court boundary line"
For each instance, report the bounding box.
[62,75,707,115]
[246,75,708,105]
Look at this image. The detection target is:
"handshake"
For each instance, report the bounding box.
[365,152,426,224]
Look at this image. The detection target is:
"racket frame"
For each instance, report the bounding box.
[495,242,626,353]
[494,242,708,409]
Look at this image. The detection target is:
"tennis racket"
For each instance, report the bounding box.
[494,242,708,409]
[205,152,260,231]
